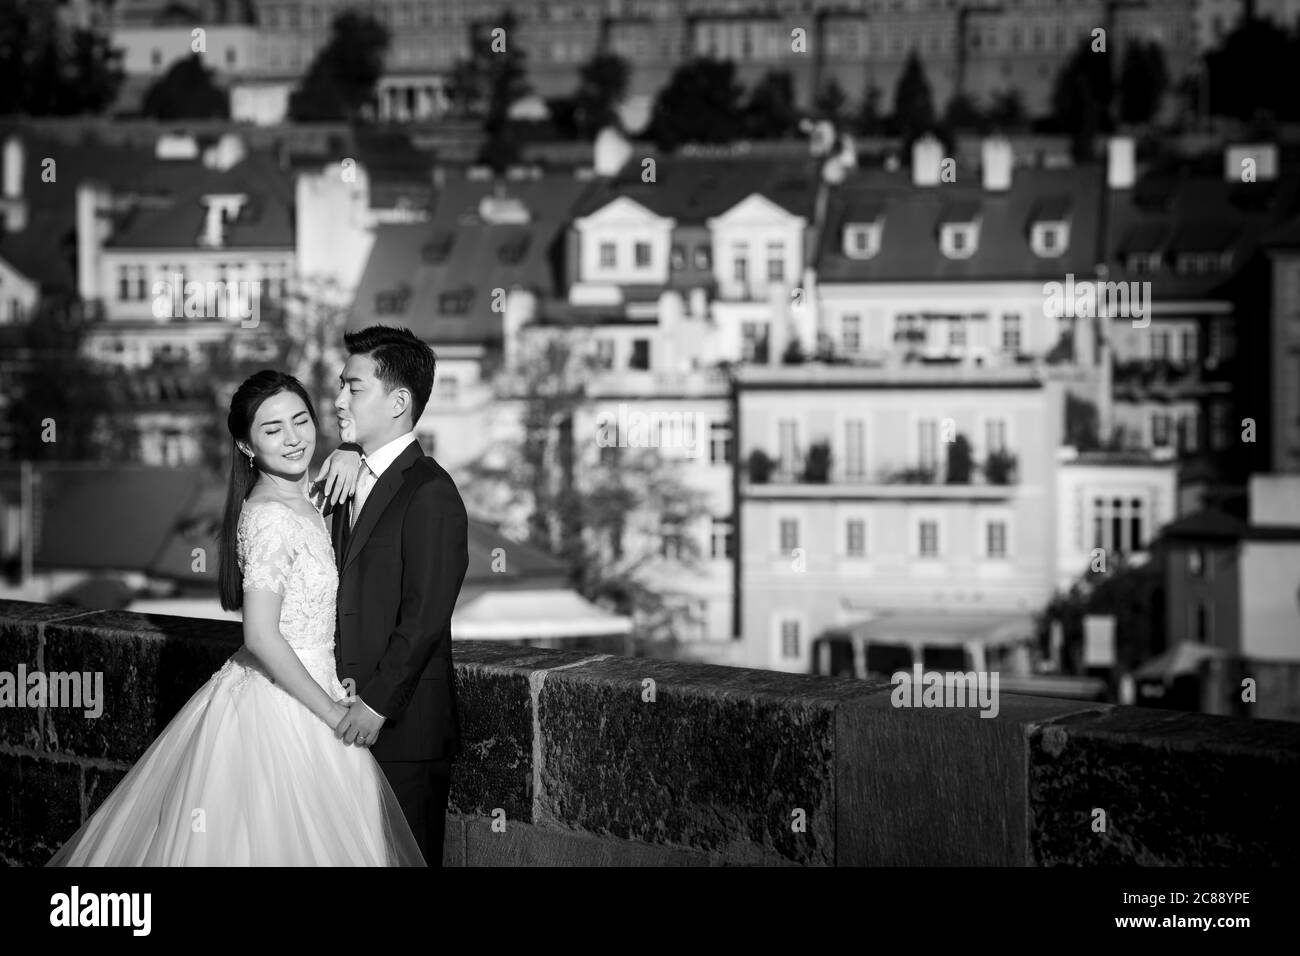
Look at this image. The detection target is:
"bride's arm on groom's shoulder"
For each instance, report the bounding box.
[358,478,469,720]
[311,443,364,512]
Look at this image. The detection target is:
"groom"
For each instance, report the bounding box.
[330,324,469,867]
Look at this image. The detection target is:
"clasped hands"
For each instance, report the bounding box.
[328,695,385,748]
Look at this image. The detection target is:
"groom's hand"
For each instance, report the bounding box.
[335,700,385,747]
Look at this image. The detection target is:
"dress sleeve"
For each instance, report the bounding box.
[238,504,295,596]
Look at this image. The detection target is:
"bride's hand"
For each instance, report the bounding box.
[325,700,350,731]
[311,448,363,511]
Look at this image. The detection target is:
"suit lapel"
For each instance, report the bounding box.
[331,503,348,569]
[342,440,423,573]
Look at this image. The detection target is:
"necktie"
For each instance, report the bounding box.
[350,459,375,530]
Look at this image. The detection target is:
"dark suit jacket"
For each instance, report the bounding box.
[331,439,468,763]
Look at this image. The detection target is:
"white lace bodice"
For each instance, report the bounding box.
[237,498,339,687]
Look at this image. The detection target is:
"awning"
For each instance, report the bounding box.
[830,612,1036,648]
[1133,641,1233,682]
[453,588,633,641]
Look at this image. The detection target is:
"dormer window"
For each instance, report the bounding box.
[939,201,980,259]
[1031,221,1069,257]
[940,221,979,259]
[843,222,882,259]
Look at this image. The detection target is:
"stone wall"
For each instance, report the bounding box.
[2,600,1296,866]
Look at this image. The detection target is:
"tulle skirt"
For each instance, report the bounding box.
[47,646,425,866]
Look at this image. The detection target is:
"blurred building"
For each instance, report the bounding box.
[107,0,1203,125]
[735,363,1063,673]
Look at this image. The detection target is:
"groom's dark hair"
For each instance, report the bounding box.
[345,324,437,424]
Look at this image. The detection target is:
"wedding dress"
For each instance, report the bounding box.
[48,498,425,866]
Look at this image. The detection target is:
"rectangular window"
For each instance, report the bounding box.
[118,265,147,301]
[710,421,733,465]
[1210,401,1229,449]
[1151,327,1170,361]
[1151,411,1172,447]
[846,519,866,557]
[1192,603,1210,643]
[779,517,799,553]
[1180,409,1200,453]
[1181,326,1198,364]
[948,316,966,348]
[780,619,801,659]
[733,245,748,283]
[634,241,651,268]
[986,520,1007,558]
[741,321,767,362]
[985,418,1007,455]
[844,419,866,479]
[842,314,862,352]
[599,242,616,269]
[711,517,735,560]
[766,242,784,281]
[659,520,687,560]
[595,338,615,369]
[1001,313,1021,353]
[1092,496,1146,552]
[919,519,939,557]
[629,339,650,370]
[918,418,938,472]
[778,419,798,475]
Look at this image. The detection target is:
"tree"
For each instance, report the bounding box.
[572,50,630,138]
[0,0,123,115]
[854,83,884,136]
[943,93,985,133]
[648,58,746,150]
[745,69,798,139]
[141,53,229,119]
[987,88,1027,132]
[1050,38,1113,157]
[445,55,484,118]
[892,50,936,147]
[478,9,532,171]
[461,329,710,646]
[287,10,389,122]
[5,295,129,460]
[813,76,848,125]
[946,434,974,484]
[1118,39,1168,125]
[1204,17,1294,122]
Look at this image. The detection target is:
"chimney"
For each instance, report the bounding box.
[76,182,106,301]
[1106,136,1135,190]
[3,136,23,201]
[981,136,1013,191]
[593,126,633,178]
[911,134,943,187]
[202,133,247,172]
[502,288,535,372]
[155,132,200,161]
[2,135,26,232]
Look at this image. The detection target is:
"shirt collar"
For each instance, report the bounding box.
[361,431,417,479]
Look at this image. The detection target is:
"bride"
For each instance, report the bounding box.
[48,370,425,866]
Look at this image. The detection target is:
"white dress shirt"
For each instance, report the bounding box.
[349,430,417,722]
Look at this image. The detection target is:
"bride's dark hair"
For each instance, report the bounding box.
[217,370,318,611]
